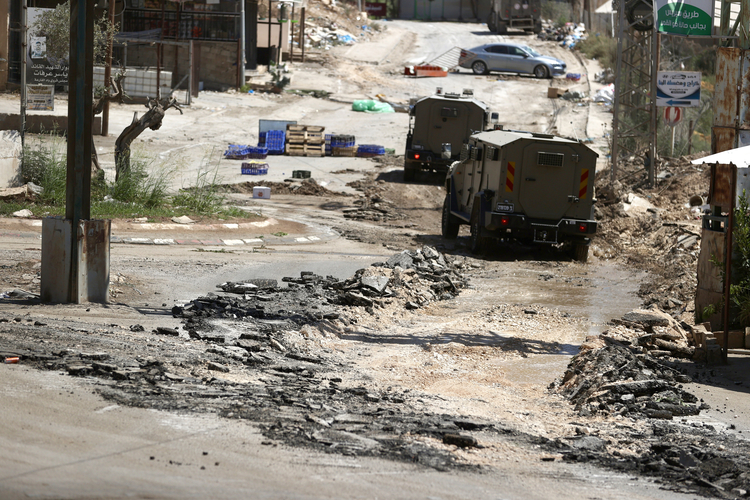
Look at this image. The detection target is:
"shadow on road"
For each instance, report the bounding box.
[339,327,577,355]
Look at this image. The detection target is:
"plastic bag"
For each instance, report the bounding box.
[352,100,395,113]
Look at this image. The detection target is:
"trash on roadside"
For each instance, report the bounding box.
[3,357,20,364]
[561,90,586,101]
[565,73,582,82]
[593,84,615,105]
[352,100,394,113]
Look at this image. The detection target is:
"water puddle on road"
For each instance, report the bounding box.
[459,261,647,386]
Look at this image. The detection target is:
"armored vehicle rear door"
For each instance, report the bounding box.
[517,142,592,220]
[424,103,472,156]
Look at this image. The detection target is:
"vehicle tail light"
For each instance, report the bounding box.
[414,153,421,160]
[578,222,587,232]
[500,216,510,226]
[460,50,467,58]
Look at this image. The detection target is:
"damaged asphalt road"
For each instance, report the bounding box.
[2,246,750,499]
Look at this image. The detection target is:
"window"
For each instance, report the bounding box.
[538,152,564,167]
[440,107,459,118]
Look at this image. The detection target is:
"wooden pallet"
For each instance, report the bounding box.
[332,146,357,157]
[286,124,325,133]
[287,131,324,144]
[285,143,325,156]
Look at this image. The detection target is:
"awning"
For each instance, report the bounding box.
[690,145,750,169]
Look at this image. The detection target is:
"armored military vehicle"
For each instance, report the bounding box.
[441,129,598,261]
[404,91,492,182]
[487,0,543,34]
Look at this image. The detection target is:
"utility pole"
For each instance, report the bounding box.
[102,0,116,136]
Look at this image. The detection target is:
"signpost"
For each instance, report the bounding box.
[657,71,701,107]
[655,0,713,36]
[664,106,682,156]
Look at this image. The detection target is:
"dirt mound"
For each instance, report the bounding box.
[593,154,709,319]
[223,178,349,196]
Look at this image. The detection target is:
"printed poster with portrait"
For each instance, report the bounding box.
[26,8,69,86]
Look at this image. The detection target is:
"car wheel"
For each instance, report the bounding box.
[472,60,488,75]
[488,10,497,32]
[533,65,549,79]
[441,195,460,239]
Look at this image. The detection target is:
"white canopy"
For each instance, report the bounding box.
[690,145,750,169]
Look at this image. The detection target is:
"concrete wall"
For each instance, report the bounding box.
[125,40,239,91]
[0,114,102,135]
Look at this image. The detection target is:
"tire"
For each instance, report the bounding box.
[441,195,460,239]
[533,65,549,79]
[469,210,486,254]
[533,21,542,34]
[573,242,589,263]
[488,11,497,32]
[472,60,488,75]
[497,22,508,34]
[403,161,416,182]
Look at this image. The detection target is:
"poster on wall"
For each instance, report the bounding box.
[26,8,69,86]
[655,0,713,36]
[27,85,54,111]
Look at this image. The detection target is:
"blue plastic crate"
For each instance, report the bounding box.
[356,144,385,157]
[224,144,250,159]
[258,132,267,147]
[331,134,356,148]
[241,161,269,175]
[265,130,286,154]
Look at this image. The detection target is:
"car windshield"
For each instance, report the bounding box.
[521,46,541,57]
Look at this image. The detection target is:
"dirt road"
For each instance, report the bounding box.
[1,18,749,500]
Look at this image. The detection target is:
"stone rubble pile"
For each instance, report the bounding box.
[555,308,703,420]
[172,246,468,327]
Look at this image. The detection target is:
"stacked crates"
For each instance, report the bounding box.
[224,145,268,160]
[264,130,286,155]
[285,125,325,157]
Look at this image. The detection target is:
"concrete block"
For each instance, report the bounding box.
[706,345,722,365]
[41,217,111,304]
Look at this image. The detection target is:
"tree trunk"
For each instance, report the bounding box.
[114,97,182,181]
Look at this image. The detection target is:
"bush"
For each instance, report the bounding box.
[21,136,67,205]
[110,150,171,207]
[172,152,226,215]
[576,34,617,70]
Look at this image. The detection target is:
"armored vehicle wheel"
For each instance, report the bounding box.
[472,60,488,75]
[573,242,589,263]
[403,162,416,182]
[488,10,498,32]
[533,65,549,79]
[496,22,508,34]
[441,195,460,239]
[469,211,486,254]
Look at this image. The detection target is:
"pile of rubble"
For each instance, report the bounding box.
[343,193,406,222]
[172,246,468,328]
[554,308,702,419]
[223,178,346,197]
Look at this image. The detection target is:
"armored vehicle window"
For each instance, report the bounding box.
[460,144,470,161]
[538,152,564,167]
[441,107,459,118]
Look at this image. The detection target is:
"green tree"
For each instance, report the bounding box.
[30,1,118,65]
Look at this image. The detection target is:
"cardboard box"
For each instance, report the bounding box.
[547,87,567,98]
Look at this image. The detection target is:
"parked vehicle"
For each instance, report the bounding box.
[458,43,566,78]
[403,91,493,182]
[487,0,542,34]
[442,129,597,262]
